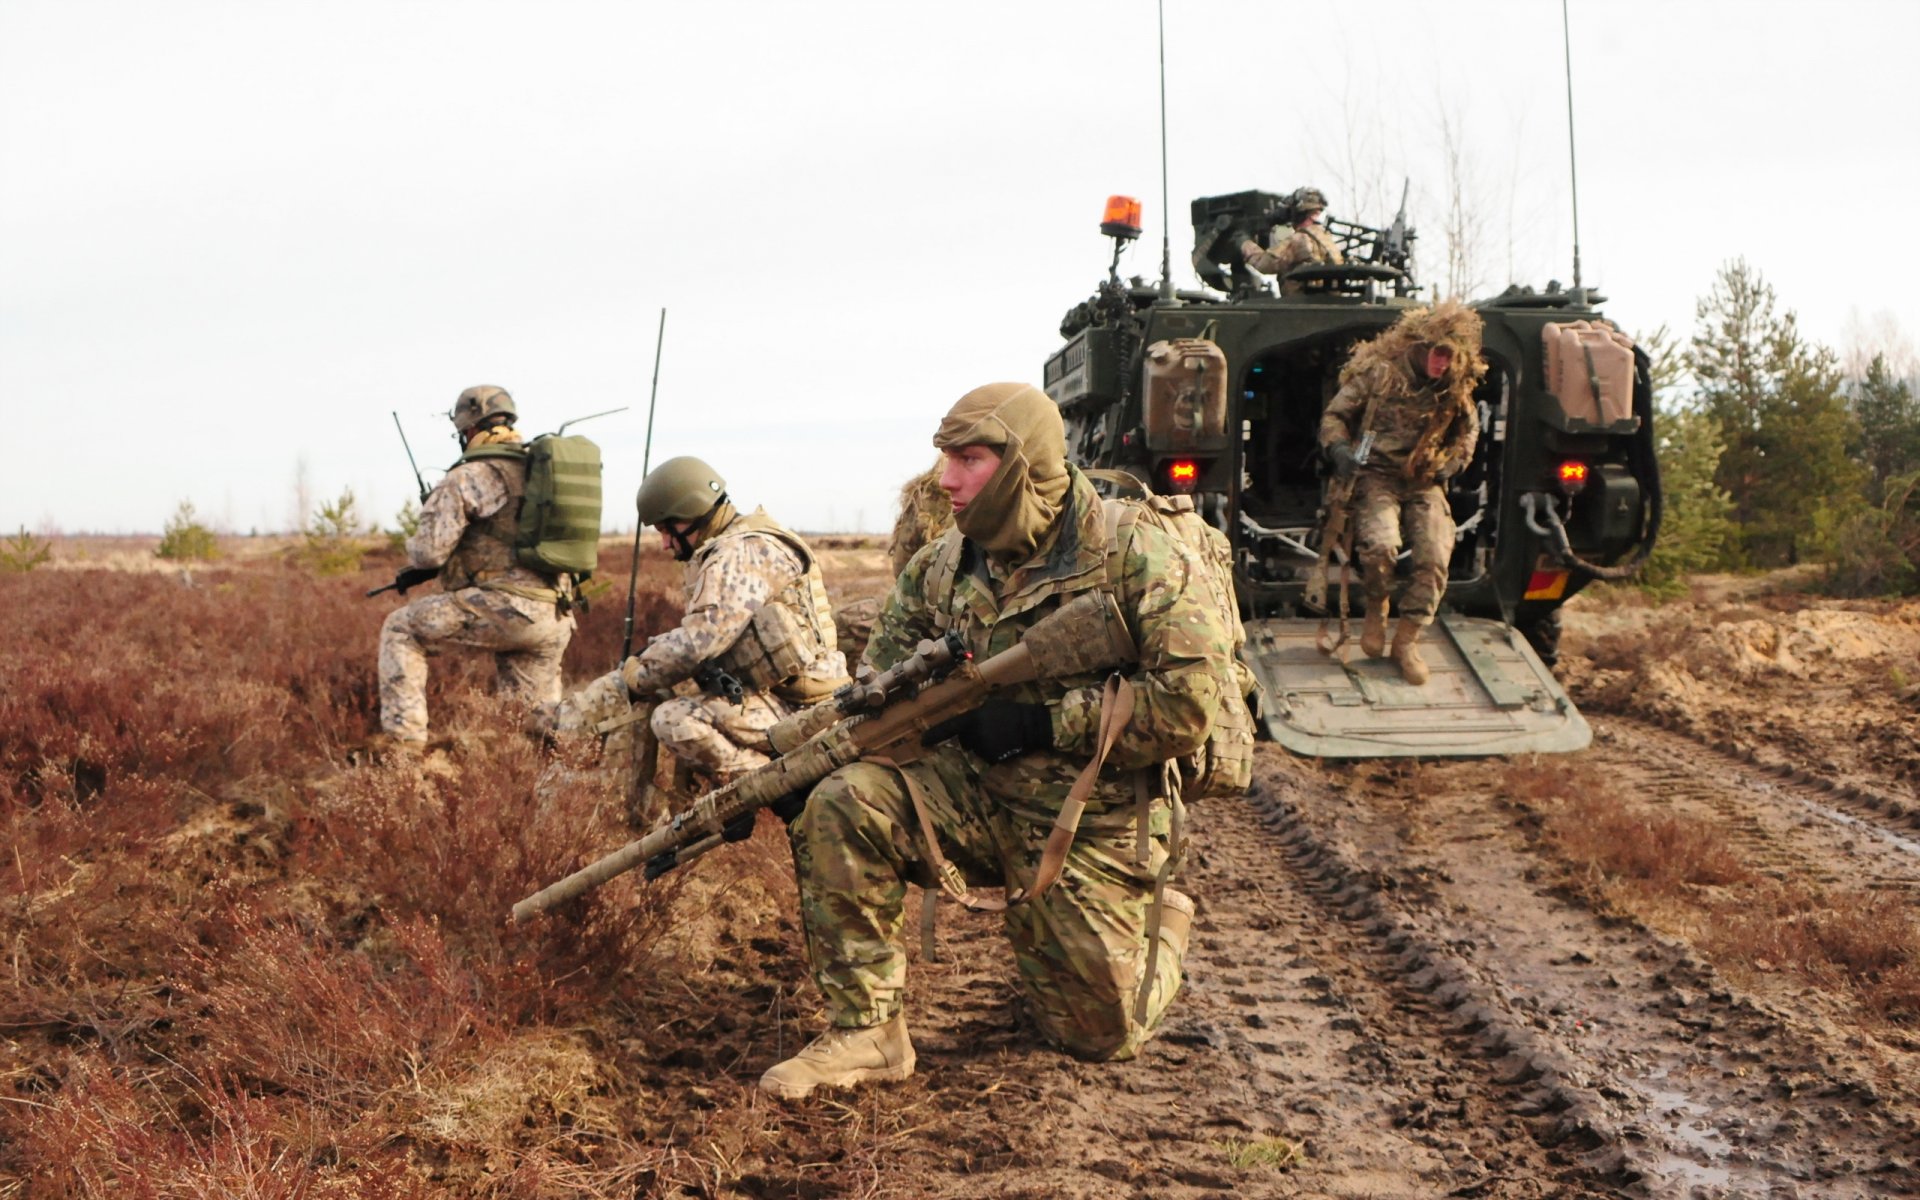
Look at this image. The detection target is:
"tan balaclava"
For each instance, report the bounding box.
[932,382,1071,562]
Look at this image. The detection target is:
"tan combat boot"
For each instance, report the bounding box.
[758,1014,916,1101]
[1359,596,1390,658]
[1391,618,1430,685]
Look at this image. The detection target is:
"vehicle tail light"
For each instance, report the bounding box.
[1166,459,1200,492]
[1101,195,1142,241]
[1556,460,1589,494]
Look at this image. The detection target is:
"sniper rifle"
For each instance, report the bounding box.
[511,589,1138,920]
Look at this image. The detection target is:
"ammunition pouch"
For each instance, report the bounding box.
[711,595,829,700]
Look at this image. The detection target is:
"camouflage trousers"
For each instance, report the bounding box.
[1351,472,1454,623]
[377,587,573,741]
[650,690,791,778]
[789,745,1184,1062]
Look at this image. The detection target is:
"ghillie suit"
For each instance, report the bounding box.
[837,460,955,665]
[1315,300,1487,682]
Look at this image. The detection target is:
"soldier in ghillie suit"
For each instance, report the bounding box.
[377,386,575,749]
[759,382,1233,1101]
[1241,186,1344,295]
[615,456,849,788]
[833,459,954,665]
[1318,300,1486,684]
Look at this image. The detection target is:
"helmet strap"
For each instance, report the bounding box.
[667,492,729,561]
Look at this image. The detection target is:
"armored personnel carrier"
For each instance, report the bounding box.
[1044,190,1660,757]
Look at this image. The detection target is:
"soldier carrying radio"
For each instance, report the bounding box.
[374,386,580,753]
[1318,301,1487,685]
[1241,186,1345,295]
[612,456,849,797]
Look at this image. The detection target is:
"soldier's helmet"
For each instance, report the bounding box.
[1292,186,1329,216]
[451,385,517,434]
[635,456,727,526]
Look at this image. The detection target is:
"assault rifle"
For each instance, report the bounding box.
[367,565,437,598]
[511,590,1138,921]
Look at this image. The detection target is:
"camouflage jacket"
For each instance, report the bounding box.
[869,467,1230,825]
[622,508,847,699]
[1246,223,1344,294]
[408,458,556,596]
[1319,352,1480,485]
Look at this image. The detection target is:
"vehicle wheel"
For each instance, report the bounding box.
[1519,609,1561,669]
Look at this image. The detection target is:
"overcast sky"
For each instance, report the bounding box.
[4,0,1917,536]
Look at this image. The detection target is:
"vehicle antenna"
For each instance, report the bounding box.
[642,307,667,477]
[622,306,668,664]
[1561,0,1584,297]
[1156,0,1174,300]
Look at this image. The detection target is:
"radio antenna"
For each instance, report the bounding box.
[641,307,667,477]
[1561,0,1584,296]
[1156,0,1174,300]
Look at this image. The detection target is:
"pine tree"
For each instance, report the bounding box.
[1637,324,1736,593]
[1850,353,1920,503]
[1688,260,1863,566]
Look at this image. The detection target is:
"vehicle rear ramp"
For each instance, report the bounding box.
[1244,613,1590,758]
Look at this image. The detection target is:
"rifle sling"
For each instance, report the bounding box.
[870,673,1135,914]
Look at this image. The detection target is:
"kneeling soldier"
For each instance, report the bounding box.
[618,456,848,791]
[762,383,1232,1100]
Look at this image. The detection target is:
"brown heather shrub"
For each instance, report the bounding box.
[1502,758,1750,891]
[1705,886,1920,1022]
[10,1061,427,1199]
[294,722,684,1026]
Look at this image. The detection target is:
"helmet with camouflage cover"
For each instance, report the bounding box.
[451,385,517,435]
[1291,186,1329,218]
[635,456,728,525]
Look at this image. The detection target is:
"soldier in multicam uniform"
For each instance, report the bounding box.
[616,456,848,790]
[1241,186,1345,295]
[759,382,1234,1101]
[377,386,575,749]
[1318,300,1487,684]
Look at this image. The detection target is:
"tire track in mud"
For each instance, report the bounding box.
[1304,740,1920,1199]
[1172,772,1628,1199]
[1593,713,1920,899]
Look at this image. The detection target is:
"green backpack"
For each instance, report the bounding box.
[515,433,603,578]
[464,434,604,579]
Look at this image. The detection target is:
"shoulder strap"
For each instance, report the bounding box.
[922,529,967,633]
[1099,497,1143,595]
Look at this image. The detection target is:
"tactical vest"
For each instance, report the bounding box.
[919,483,1255,802]
[698,511,843,703]
[438,456,533,593]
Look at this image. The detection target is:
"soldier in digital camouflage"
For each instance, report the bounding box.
[1242,186,1344,295]
[611,456,848,793]
[376,385,575,750]
[759,382,1233,1101]
[1319,300,1487,683]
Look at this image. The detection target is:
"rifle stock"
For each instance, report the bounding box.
[510,590,1137,920]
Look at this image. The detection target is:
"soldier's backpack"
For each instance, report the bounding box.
[1094,481,1256,801]
[514,433,603,579]
[466,434,604,580]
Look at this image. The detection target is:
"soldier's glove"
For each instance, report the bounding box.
[1327,442,1360,480]
[770,788,809,826]
[722,810,757,842]
[922,700,1053,764]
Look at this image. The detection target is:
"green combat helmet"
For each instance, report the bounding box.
[636,455,728,560]
[452,385,517,435]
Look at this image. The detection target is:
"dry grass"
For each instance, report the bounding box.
[1502,757,1920,1026]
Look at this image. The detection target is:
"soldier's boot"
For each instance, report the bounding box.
[356,732,427,766]
[758,1014,916,1101]
[1360,596,1391,658]
[1391,618,1431,686]
[1159,888,1196,961]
